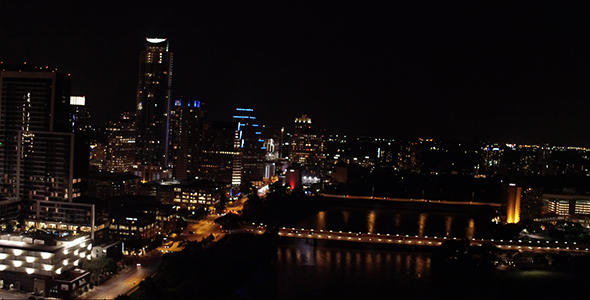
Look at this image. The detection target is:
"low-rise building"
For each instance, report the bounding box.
[544,194,590,216]
[108,195,175,250]
[87,171,141,200]
[0,233,92,298]
[142,179,225,210]
[109,214,157,251]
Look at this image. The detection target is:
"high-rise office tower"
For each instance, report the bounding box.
[105,113,136,173]
[70,95,91,180]
[70,95,91,133]
[0,67,86,204]
[170,98,204,179]
[294,114,312,135]
[263,136,281,180]
[289,114,325,184]
[135,37,173,168]
[232,108,265,183]
[198,121,242,185]
[289,115,324,165]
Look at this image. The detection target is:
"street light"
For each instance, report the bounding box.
[279,127,284,159]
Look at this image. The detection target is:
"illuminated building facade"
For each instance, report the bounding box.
[506,185,521,224]
[108,196,167,249]
[23,199,111,246]
[133,164,171,183]
[294,114,312,135]
[285,164,302,190]
[519,187,543,220]
[232,108,265,183]
[0,233,92,297]
[0,69,86,207]
[87,171,140,200]
[171,181,223,210]
[503,184,542,223]
[135,37,173,168]
[108,215,157,249]
[142,179,223,210]
[482,144,504,174]
[289,115,325,182]
[170,98,204,179]
[105,113,136,173]
[545,194,590,215]
[263,136,281,181]
[69,96,91,133]
[398,142,422,172]
[198,121,242,185]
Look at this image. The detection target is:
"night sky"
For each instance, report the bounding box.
[2,2,590,145]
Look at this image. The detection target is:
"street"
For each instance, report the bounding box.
[78,199,250,299]
[0,289,27,299]
[77,251,161,300]
[158,198,247,253]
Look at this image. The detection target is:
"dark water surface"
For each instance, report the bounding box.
[271,199,497,299]
[269,199,587,300]
[286,200,496,239]
[275,243,432,299]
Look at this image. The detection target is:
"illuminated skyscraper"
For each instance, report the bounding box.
[170,98,204,179]
[198,121,241,185]
[506,184,521,224]
[289,115,325,184]
[105,113,136,173]
[294,114,312,135]
[0,68,86,204]
[232,108,265,183]
[69,95,91,133]
[135,37,173,168]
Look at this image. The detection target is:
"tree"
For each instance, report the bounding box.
[147,235,164,251]
[81,256,115,285]
[240,181,257,197]
[137,277,161,300]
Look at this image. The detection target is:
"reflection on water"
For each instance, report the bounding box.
[295,207,492,239]
[466,218,475,240]
[317,211,326,231]
[276,245,431,298]
[418,213,427,237]
[445,216,453,237]
[367,210,376,234]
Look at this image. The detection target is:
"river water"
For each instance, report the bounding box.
[272,199,497,299]
[275,243,433,299]
[287,202,496,239]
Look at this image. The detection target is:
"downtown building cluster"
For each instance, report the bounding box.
[10,37,590,297]
[323,136,590,226]
[0,38,327,299]
[91,38,327,198]
[0,63,98,297]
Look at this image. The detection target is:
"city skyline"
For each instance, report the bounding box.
[3,2,590,145]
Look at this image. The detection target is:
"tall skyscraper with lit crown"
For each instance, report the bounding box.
[135,37,173,168]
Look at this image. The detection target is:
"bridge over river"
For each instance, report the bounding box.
[321,193,502,207]
[245,224,590,254]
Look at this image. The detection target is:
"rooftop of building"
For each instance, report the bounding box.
[1,62,69,74]
[89,171,141,182]
[54,268,89,283]
[294,128,318,136]
[144,178,227,190]
[109,195,161,216]
[0,233,91,252]
[543,194,590,200]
